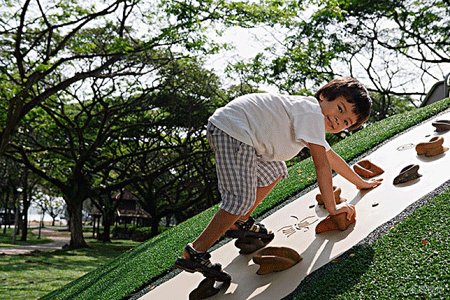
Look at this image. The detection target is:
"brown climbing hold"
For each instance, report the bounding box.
[189,277,220,300]
[416,136,448,157]
[315,209,356,234]
[393,164,422,185]
[353,159,384,178]
[235,236,272,254]
[252,246,302,275]
[316,186,346,206]
[432,120,450,132]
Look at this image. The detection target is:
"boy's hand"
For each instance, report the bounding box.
[356,178,383,190]
[331,202,356,221]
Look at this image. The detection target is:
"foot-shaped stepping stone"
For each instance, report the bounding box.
[316,186,346,207]
[252,246,302,275]
[353,159,384,178]
[235,236,273,254]
[315,209,356,234]
[393,164,422,185]
[415,136,448,157]
[432,120,450,132]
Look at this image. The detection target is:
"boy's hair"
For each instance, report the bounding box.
[315,77,372,130]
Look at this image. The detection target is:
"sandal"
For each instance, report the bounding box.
[175,243,231,282]
[225,216,274,240]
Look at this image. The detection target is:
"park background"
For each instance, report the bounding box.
[0,0,449,299]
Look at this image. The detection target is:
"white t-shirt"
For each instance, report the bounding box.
[209,93,331,161]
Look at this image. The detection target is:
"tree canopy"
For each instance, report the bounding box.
[1,0,448,248]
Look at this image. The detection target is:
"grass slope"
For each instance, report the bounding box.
[43,98,450,300]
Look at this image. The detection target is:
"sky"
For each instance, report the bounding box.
[205,23,449,103]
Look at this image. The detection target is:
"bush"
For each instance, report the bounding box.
[131,227,152,241]
[112,224,136,239]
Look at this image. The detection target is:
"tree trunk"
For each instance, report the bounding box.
[12,201,20,244]
[67,201,87,248]
[100,212,112,243]
[151,216,159,237]
[20,170,30,241]
[20,196,30,241]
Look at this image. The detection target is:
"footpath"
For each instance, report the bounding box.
[0,227,70,255]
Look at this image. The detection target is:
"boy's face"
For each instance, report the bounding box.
[319,96,357,133]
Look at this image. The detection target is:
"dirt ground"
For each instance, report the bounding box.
[0,227,71,255]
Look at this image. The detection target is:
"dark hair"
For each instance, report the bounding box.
[315,77,372,130]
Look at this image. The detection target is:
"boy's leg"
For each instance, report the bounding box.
[186,175,282,258]
[186,209,240,258]
[230,175,282,229]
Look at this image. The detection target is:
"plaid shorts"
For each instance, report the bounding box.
[207,122,289,216]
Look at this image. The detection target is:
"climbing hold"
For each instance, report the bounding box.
[393,164,422,185]
[316,186,346,207]
[252,246,302,275]
[432,120,450,132]
[353,159,384,178]
[415,136,448,157]
[235,236,273,254]
[315,209,356,234]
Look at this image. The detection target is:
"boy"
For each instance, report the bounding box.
[175,77,382,281]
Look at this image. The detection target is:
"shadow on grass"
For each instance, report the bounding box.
[282,244,375,300]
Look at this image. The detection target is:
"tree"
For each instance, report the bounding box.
[1,0,300,249]
[0,157,20,234]
[225,0,450,120]
[33,191,65,226]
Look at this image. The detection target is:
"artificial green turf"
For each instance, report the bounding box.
[42,98,450,300]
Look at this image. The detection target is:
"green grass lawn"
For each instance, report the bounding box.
[0,238,141,300]
[0,228,53,246]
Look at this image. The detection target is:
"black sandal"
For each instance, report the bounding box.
[225,216,274,240]
[175,243,231,282]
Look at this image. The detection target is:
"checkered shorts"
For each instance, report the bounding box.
[207,122,289,216]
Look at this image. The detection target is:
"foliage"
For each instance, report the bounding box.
[42,98,450,300]
[0,0,302,249]
[226,0,450,119]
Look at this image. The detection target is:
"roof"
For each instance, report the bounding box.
[88,189,151,219]
[112,189,140,201]
[117,206,151,218]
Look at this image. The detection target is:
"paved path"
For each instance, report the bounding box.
[140,111,450,299]
[0,228,70,255]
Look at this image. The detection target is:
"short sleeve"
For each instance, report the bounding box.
[293,113,331,151]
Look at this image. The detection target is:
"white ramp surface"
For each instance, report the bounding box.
[140,112,450,300]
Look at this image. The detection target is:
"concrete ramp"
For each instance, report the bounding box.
[140,111,450,300]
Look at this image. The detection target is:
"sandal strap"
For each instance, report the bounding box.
[185,243,213,268]
[235,216,255,231]
[235,217,268,234]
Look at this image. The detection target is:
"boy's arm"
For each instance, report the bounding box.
[308,143,355,219]
[326,149,382,190]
